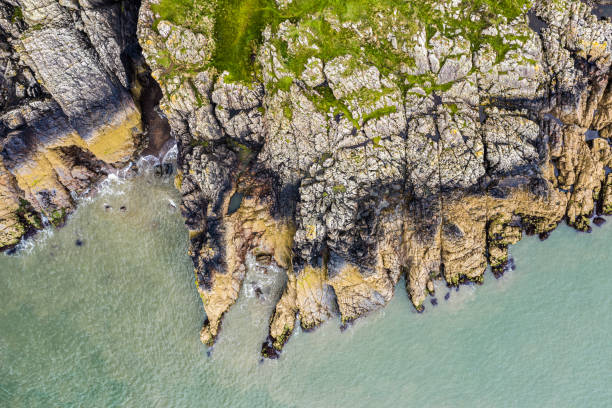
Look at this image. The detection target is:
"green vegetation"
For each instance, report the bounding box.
[276,76,293,92]
[11,6,23,23]
[151,0,216,34]
[151,0,532,84]
[332,184,347,194]
[282,103,293,121]
[404,73,455,95]
[363,106,397,124]
[17,198,30,214]
[490,252,508,268]
[48,208,66,227]
[570,215,591,232]
[279,0,532,81]
[272,1,427,79]
[273,326,293,350]
[213,0,279,81]
[189,139,210,148]
[152,0,278,82]
[307,85,359,128]
[446,103,459,115]
[150,0,532,128]
[16,199,42,230]
[155,49,173,69]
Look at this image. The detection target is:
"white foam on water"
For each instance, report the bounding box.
[136,155,160,174]
[162,143,178,165]
[11,226,55,256]
[242,253,286,302]
[10,172,131,256]
[117,161,134,178]
[96,173,127,198]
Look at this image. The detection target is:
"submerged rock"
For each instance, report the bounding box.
[593,216,607,226]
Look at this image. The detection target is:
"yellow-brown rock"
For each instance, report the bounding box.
[196,186,295,346]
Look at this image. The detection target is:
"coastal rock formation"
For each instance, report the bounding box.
[137,0,612,357]
[0,0,167,249]
[2,0,611,359]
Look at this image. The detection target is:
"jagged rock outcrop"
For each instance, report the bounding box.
[136,0,612,357]
[4,1,610,358]
[2,0,610,359]
[0,0,170,250]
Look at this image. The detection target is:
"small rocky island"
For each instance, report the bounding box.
[1,0,611,358]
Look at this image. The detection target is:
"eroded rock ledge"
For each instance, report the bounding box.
[137,0,612,357]
[0,0,171,250]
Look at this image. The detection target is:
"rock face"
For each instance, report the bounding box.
[136,0,612,356]
[0,0,169,250]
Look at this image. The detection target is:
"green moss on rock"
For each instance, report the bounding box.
[11,6,23,23]
[48,208,66,227]
[16,199,42,230]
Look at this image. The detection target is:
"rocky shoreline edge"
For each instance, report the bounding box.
[2,0,612,359]
[0,1,174,253]
[138,0,612,358]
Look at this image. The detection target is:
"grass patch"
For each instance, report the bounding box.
[213,0,279,82]
[151,0,532,85]
[446,103,459,115]
[151,0,216,33]
[363,106,397,124]
[332,184,347,193]
[307,85,359,128]
[283,104,293,120]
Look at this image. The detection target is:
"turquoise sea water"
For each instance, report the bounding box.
[1,175,611,407]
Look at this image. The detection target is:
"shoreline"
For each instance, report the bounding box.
[1,145,177,256]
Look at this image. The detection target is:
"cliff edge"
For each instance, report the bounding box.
[2,0,611,359]
[137,0,612,357]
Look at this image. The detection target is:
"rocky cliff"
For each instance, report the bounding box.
[0,0,170,250]
[137,0,612,357]
[2,0,612,359]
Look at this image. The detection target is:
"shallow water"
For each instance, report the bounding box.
[1,176,611,407]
